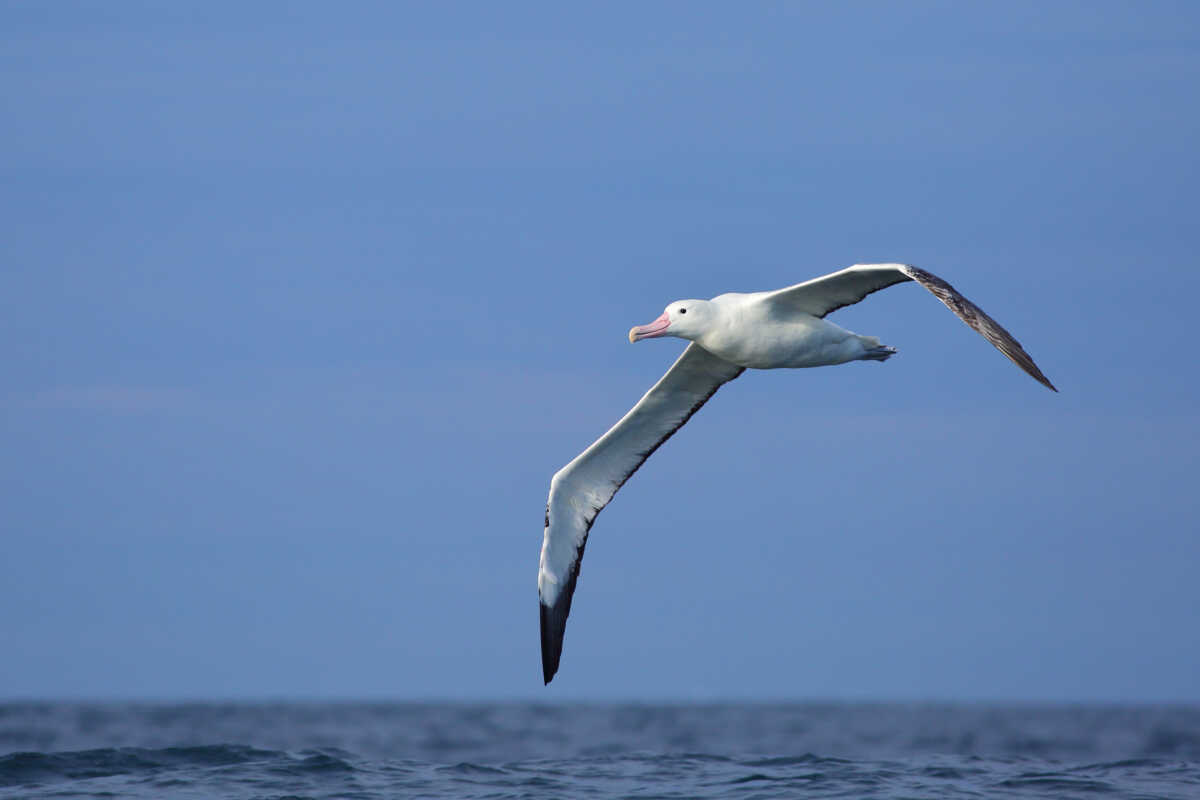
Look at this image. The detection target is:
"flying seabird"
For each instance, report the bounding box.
[537,263,1056,684]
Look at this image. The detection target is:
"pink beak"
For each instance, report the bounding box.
[628,311,671,343]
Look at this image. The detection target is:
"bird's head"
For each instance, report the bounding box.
[628,299,713,343]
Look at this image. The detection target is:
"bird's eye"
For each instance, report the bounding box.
[679,308,687,314]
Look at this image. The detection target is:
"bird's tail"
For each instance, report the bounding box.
[858,337,897,361]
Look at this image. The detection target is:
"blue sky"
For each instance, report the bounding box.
[1,1,1197,701]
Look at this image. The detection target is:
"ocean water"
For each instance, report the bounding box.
[1,702,1198,798]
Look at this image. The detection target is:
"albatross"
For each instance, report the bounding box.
[537,263,1056,684]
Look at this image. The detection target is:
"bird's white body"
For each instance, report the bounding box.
[537,263,1056,685]
[692,293,884,369]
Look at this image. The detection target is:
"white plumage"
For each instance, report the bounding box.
[538,264,1056,684]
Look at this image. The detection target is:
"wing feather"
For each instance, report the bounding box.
[764,263,1057,391]
[901,265,1057,392]
[763,263,914,318]
[538,343,744,684]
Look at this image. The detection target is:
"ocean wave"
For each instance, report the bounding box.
[1,703,1198,799]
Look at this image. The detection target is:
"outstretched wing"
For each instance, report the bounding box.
[538,343,745,684]
[763,263,914,318]
[764,263,1057,391]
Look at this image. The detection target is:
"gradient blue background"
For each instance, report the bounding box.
[2,2,1197,701]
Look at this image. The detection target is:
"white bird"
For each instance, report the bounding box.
[537,263,1056,684]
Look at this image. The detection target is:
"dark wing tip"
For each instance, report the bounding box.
[539,593,570,684]
[540,521,590,685]
[902,265,1059,393]
[540,531,588,685]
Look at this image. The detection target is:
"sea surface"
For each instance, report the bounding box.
[1,702,1198,798]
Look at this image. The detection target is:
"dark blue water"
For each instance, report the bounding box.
[1,702,1198,798]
